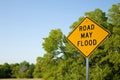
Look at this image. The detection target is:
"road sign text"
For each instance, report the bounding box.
[67,17,110,57]
[77,24,97,46]
[79,24,94,31]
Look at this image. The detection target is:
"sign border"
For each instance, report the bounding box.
[67,17,110,57]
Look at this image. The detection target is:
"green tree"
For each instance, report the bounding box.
[33,57,44,78]
[34,28,86,79]
[85,3,120,80]
[12,61,35,78]
[10,63,19,78]
[17,61,30,78]
[0,63,11,78]
[42,29,63,57]
[28,63,35,78]
[108,3,120,25]
[106,3,120,79]
[34,3,120,80]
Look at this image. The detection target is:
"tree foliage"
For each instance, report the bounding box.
[34,3,120,80]
[0,63,11,78]
[0,3,120,80]
[0,61,35,78]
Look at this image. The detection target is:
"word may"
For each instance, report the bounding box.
[80,32,93,39]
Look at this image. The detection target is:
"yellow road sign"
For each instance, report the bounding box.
[67,17,110,57]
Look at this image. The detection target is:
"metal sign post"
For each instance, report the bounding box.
[86,58,89,80]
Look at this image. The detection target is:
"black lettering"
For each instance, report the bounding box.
[81,33,85,38]
[93,39,97,45]
[89,40,92,46]
[81,41,84,46]
[77,41,80,46]
[89,32,93,38]
[79,26,82,31]
[79,24,95,31]
[91,24,94,30]
[77,41,84,46]
[84,40,88,46]
[81,32,93,38]
[87,25,90,30]
[86,33,89,38]
[83,25,86,31]
[77,39,97,46]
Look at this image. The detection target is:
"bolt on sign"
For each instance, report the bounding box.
[67,17,110,57]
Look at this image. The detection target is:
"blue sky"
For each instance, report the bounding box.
[0,0,119,64]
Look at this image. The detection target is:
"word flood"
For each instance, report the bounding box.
[77,39,97,46]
